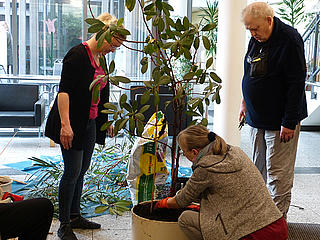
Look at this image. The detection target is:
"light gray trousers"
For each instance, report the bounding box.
[178,210,203,240]
[249,124,301,218]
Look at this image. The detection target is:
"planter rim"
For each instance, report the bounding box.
[132,201,179,225]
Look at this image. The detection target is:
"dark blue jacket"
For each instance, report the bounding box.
[242,17,307,130]
[45,44,109,149]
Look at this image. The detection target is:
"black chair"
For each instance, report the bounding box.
[0,84,46,137]
[130,86,191,136]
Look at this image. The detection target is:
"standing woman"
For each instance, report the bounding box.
[155,125,288,240]
[45,13,124,240]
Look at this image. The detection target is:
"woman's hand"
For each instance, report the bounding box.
[60,124,74,149]
[108,125,114,137]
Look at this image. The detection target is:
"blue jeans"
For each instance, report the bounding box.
[59,119,96,223]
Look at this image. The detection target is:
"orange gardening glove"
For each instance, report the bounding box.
[155,197,170,209]
[2,192,24,202]
[187,204,200,211]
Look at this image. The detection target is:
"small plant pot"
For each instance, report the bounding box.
[132,201,189,240]
[0,176,13,193]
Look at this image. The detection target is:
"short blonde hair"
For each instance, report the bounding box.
[177,125,228,155]
[242,2,274,21]
[97,12,126,40]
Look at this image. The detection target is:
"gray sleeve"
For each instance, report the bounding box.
[175,167,211,207]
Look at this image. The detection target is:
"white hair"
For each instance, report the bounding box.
[242,2,274,20]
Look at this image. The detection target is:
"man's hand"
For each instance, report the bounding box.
[60,124,74,149]
[239,99,247,130]
[154,197,170,209]
[280,126,295,143]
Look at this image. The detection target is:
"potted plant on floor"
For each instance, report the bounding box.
[86,0,222,239]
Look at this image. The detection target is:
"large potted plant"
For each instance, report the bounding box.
[86,0,222,238]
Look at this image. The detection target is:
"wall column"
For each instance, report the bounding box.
[213,0,247,146]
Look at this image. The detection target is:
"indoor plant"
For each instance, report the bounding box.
[86,0,222,238]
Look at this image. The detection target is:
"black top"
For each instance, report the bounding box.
[45,44,109,149]
[242,17,307,130]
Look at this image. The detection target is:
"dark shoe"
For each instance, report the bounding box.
[58,223,78,240]
[70,216,101,229]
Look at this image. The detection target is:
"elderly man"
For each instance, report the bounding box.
[239,2,307,219]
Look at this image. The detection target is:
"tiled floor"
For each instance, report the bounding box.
[0,125,320,239]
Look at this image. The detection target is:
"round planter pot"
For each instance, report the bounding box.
[132,201,189,240]
[0,176,13,193]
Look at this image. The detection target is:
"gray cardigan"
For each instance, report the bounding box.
[175,144,282,240]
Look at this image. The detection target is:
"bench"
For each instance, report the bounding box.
[0,84,46,137]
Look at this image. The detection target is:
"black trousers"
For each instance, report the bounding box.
[0,198,54,240]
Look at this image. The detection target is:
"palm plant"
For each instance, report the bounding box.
[276,0,305,27]
[198,0,218,60]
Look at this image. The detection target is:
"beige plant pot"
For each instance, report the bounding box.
[131,202,189,240]
[0,176,13,193]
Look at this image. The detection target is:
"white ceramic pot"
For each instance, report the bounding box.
[131,202,189,240]
[0,176,13,193]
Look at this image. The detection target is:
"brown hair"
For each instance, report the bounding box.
[177,125,228,155]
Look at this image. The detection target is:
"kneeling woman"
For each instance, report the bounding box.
[155,125,288,240]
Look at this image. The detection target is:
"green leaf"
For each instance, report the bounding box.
[140,91,150,104]
[159,75,171,85]
[201,23,217,31]
[129,118,135,133]
[114,76,131,83]
[125,0,136,12]
[136,120,144,136]
[183,72,195,80]
[119,94,127,107]
[94,206,108,214]
[85,18,104,26]
[185,110,201,117]
[216,91,221,104]
[175,19,184,31]
[92,83,101,104]
[116,28,131,36]
[206,57,213,69]
[100,121,113,131]
[183,17,190,29]
[198,101,204,115]
[153,16,160,26]
[209,72,222,83]
[194,36,200,50]
[104,102,118,110]
[155,0,163,10]
[101,110,115,114]
[158,18,165,32]
[162,2,174,11]
[119,119,129,130]
[183,48,192,60]
[135,113,145,121]
[89,77,100,91]
[205,98,210,106]
[202,35,211,50]
[139,105,150,113]
[105,29,112,43]
[109,60,115,74]
[114,200,132,207]
[141,63,148,74]
[99,57,107,74]
[201,118,208,126]
[200,73,206,84]
[144,3,155,11]
[117,18,124,27]
[109,77,119,86]
[97,31,107,50]
[88,23,104,33]
[101,198,109,205]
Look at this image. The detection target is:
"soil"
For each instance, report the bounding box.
[133,201,188,222]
